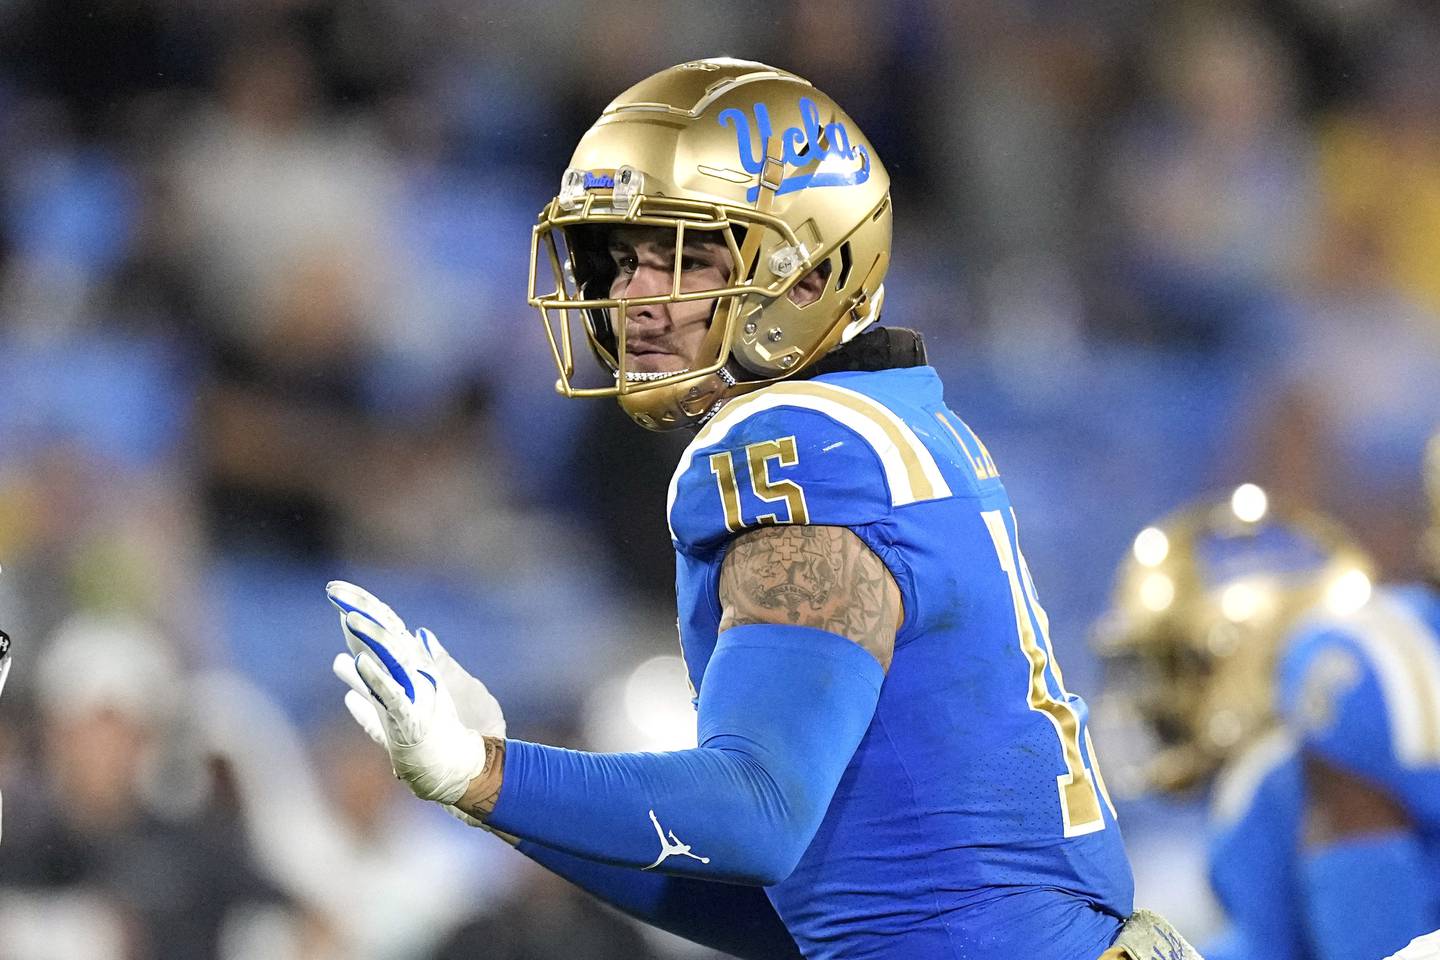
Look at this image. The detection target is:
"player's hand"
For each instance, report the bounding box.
[324,583,492,805]
[332,652,496,831]
[326,581,506,738]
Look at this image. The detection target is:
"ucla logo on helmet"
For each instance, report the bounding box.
[718,97,871,201]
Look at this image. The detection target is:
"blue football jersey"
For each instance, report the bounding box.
[668,366,1134,960]
[1207,584,1440,959]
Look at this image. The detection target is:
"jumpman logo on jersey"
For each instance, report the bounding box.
[642,809,710,869]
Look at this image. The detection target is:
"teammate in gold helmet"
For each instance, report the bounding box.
[1100,472,1440,960]
[1096,485,1374,794]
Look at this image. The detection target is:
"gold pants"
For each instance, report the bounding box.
[1099,910,1204,960]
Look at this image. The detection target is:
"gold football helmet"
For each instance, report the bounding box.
[1094,485,1374,794]
[528,58,892,430]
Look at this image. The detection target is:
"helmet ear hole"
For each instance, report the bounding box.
[789,259,832,309]
[835,242,854,291]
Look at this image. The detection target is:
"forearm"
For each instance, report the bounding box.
[1302,831,1429,960]
[478,739,806,883]
[516,838,802,959]
[456,624,884,885]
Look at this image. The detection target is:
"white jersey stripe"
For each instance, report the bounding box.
[1337,593,1440,767]
[667,382,952,539]
[1212,729,1297,828]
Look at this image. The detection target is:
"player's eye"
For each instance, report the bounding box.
[679,254,707,271]
[613,254,638,274]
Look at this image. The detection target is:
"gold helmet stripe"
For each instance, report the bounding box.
[1332,593,1440,766]
[668,381,951,538]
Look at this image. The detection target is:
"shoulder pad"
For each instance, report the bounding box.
[667,381,952,549]
[1278,591,1440,777]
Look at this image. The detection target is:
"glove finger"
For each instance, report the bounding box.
[411,664,440,717]
[415,627,442,660]
[343,689,388,747]
[414,630,505,737]
[331,651,371,700]
[420,627,471,691]
[355,649,413,714]
[326,580,407,636]
[345,611,416,703]
[356,654,431,748]
[340,612,370,662]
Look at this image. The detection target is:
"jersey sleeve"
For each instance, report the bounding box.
[1206,735,1306,959]
[668,404,893,552]
[1276,592,1440,804]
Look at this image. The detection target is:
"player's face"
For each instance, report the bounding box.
[606,226,734,374]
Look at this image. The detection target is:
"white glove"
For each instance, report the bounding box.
[325,582,494,805]
[326,581,505,739]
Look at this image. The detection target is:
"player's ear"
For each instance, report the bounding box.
[787,264,828,307]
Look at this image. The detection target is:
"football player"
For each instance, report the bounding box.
[328,59,1197,960]
[1098,466,1440,960]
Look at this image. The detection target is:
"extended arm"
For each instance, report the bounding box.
[455,525,898,885]
[1272,610,1436,960]
[327,583,798,958]
[329,529,896,953]
[1300,752,1426,960]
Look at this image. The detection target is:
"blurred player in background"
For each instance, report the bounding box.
[1098,450,1440,960]
[323,58,1199,960]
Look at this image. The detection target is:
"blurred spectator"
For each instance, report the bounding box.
[0,331,202,647]
[1311,21,1440,321]
[169,28,397,339]
[1238,14,1440,581]
[1104,7,1312,349]
[1242,195,1440,580]
[0,614,302,960]
[195,252,378,559]
[309,719,511,960]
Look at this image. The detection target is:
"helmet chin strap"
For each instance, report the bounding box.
[840,283,885,343]
[697,367,738,427]
[624,369,687,382]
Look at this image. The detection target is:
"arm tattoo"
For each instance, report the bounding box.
[718,525,899,671]
[455,736,507,820]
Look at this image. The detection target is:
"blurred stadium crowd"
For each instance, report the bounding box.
[0,0,1438,957]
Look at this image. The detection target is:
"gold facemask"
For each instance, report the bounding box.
[528,58,892,430]
[1093,486,1373,794]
